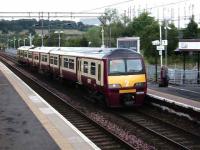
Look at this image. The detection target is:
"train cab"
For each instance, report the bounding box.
[104,49,147,107]
[17,46,33,65]
[35,47,58,73]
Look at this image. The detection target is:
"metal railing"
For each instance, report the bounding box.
[146,65,200,85]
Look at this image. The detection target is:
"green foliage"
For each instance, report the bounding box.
[183,15,198,39]
[166,23,178,56]
[65,36,88,47]
[99,8,120,24]
[0,19,93,34]
[85,26,101,47]
[141,21,160,59]
[126,12,155,36]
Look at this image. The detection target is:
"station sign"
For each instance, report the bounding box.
[162,40,168,46]
[152,40,160,45]
[159,50,162,55]
[156,45,165,51]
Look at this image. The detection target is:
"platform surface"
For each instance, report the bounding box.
[0,61,99,150]
[148,82,200,111]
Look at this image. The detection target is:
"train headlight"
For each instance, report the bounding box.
[108,84,121,89]
[134,82,145,89]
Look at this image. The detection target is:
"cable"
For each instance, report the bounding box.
[81,0,134,12]
[146,0,190,10]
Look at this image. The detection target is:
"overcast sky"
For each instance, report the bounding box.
[0,0,196,12]
[0,0,134,12]
[0,0,199,27]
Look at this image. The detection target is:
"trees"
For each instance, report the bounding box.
[85,27,102,47]
[183,15,198,39]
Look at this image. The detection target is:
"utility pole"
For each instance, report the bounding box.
[29,33,32,46]
[13,37,16,49]
[41,12,44,47]
[101,26,105,48]
[159,23,163,67]
[165,20,168,67]
[98,17,106,48]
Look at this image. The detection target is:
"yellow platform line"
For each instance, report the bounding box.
[0,62,73,150]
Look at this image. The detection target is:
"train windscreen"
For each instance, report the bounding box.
[109,59,144,75]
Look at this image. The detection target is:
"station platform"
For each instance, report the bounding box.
[0,61,99,150]
[147,82,200,112]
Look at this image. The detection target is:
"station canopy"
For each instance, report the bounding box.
[177,39,200,52]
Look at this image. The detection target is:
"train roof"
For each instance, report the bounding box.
[50,47,142,59]
[18,46,142,59]
[29,47,59,53]
[17,46,34,51]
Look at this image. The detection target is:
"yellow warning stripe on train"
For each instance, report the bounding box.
[108,74,146,88]
[119,89,136,94]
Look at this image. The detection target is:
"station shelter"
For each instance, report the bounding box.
[176,39,200,84]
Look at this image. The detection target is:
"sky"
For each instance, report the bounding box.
[0,0,134,12]
[0,0,200,27]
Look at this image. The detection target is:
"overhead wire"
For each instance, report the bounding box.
[81,0,134,12]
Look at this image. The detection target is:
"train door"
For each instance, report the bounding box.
[96,61,104,86]
[77,58,82,84]
[96,62,101,86]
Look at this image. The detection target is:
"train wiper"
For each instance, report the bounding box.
[109,71,124,75]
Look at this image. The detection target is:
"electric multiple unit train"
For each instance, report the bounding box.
[17,46,147,107]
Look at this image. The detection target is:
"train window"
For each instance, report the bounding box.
[34,55,39,60]
[80,61,82,71]
[42,55,47,62]
[50,56,53,64]
[91,62,96,75]
[54,57,58,65]
[69,59,74,69]
[28,52,32,58]
[109,59,125,74]
[20,51,23,56]
[64,58,69,68]
[83,61,88,73]
[98,64,101,81]
[24,51,27,57]
[127,59,143,72]
[45,55,47,62]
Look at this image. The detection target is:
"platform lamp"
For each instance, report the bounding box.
[18,39,21,48]
[54,30,63,47]
[10,40,13,48]
[13,37,16,49]
[24,38,27,46]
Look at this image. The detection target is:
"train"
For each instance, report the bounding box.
[17,46,147,107]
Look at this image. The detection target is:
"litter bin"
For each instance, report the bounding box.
[159,66,169,87]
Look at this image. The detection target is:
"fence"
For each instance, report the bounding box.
[146,65,200,85]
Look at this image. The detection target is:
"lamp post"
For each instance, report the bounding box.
[13,37,16,49]
[54,30,63,47]
[10,40,13,48]
[24,38,27,46]
[101,26,105,48]
[18,39,21,48]
[7,39,9,49]
[28,33,33,46]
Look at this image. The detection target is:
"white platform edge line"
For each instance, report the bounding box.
[169,85,200,95]
[0,62,100,150]
[147,93,200,113]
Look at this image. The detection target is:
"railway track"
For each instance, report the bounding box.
[115,109,200,150]
[1,53,200,149]
[0,54,134,150]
